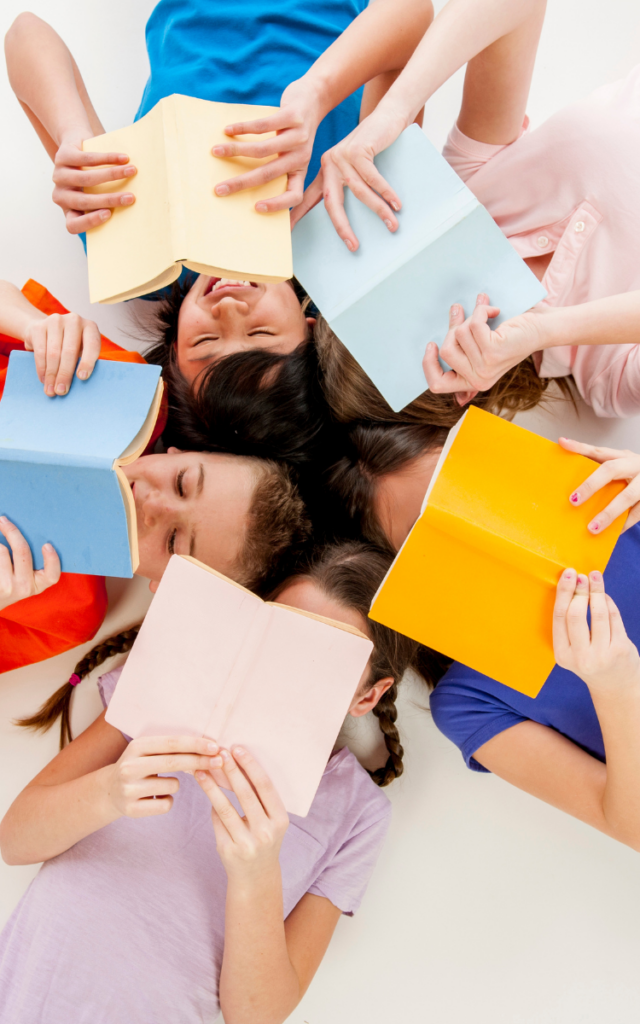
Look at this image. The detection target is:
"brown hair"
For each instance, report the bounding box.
[314,315,574,428]
[271,541,449,787]
[17,461,310,748]
[326,421,448,547]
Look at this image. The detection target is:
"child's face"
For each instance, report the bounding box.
[122,449,258,587]
[176,276,316,386]
[274,579,392,717]
[373,448,443,551]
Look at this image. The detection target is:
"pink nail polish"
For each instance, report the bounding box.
[570,492,579,503]
[590,521,600,532]
[564,571,573,580]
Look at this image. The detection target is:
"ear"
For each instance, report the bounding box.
[349,676,394,718]
[455,390,479,407]
[305,316,317,328]
[166,446,183,454]
[148,579,160,594]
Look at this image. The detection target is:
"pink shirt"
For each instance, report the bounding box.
[0,668,391,1024]
[443,65,640,417]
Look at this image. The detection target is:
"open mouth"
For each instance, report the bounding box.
[203,277,259,295]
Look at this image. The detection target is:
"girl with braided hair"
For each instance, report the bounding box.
[0,546,427,1023]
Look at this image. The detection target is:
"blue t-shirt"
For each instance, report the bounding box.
[136,0,369,185]
[430,524,640,772]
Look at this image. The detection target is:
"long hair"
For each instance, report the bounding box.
[314,315,575,427]
[326,421,448,547]
[271,542,450,787]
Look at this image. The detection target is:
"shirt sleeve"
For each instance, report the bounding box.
[430,668,529,772]
[307,805,391,916]
[443,118,530,183]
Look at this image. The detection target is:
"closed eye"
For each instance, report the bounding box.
[176,469,186,497]
[167,528,177,555]
[248,329,276,337]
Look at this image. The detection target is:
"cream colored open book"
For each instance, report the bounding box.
[83,94,293,304]
[106,554,374,816]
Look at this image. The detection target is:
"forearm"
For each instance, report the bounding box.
[219,866,301,1024]
[591,681,640,850]
[537,292,640,351]
[373,0,544,131]
[0,766,119,866]
[299,0,433,123]
[5,13,99,149]
[0,281,45,341]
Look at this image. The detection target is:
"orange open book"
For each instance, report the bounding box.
[369,407,626,698]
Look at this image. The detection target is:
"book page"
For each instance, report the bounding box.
[83,102,176,304]
[218,604,373,817]
[172,95,292,283]
[116,379,165,463]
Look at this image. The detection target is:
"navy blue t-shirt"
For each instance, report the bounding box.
[136,0,369,185]
[430,524,640,772]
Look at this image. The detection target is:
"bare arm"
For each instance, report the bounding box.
[5,13,136,232]
[475,570,640,850]
[0,713,220,865]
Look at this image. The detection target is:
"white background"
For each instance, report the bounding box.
[1,1,640,1022]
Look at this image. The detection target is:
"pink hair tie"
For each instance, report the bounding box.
[68,673,82,687]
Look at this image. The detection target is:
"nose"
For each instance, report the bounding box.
[140,488,173,528]
[210,295,250,324]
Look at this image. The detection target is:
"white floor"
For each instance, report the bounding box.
[1,1,640,1021]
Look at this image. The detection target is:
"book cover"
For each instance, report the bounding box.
[83,94,293,304]
[292,125,546,412]
[369,407,627,697]
[106,554,374,816]
[0,352,162,577]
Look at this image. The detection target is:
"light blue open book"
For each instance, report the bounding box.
[0,352,163,577]
[292,125,546,412]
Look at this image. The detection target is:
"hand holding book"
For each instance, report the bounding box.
[0,516,60,612]
[53,139,137,235]
[560,440,640,534]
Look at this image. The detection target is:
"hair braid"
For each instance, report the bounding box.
[370,682,404,787]
[15,626,140,750]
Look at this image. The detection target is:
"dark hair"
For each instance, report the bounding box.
[326,421,448,547]
[271,541,449,787]
[314,315,575,427]
[15,626,140,749]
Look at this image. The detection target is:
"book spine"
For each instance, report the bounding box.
[163,95,188,262]
[203,603,272,741]
[422,503,566,587]
[327,193,478,321]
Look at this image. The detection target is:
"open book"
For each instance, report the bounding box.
[292,124,546,412]
[106,554,373,816]
[83,94,293,304]
[369,407,626,697]
[0,352,162,577]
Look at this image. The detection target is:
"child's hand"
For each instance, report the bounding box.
[52,138,136,234]
[196,746,289,880]
[211,78,323,213]
[422,295,546,404]
[560,439,640,535]
[0,517,60,611]
[105,736,220,818]
[290,106,404,249]
[24,313,102,396]
[553,569,640,692]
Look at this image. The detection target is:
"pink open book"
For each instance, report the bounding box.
[105,555,373,816]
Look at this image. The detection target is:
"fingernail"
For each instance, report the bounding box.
[206,741,218,752]
[384,219,393,230]
[123,165,136,175]
[99,210,111,221]
[233,745,245,756]
[564,570,574,580]
[390,201,400,212]
[0,516,7,524]
[55,383,67,395]
[212,146,226,156]
[590,570,602,581]
[345,239,355,251]
[120,194,135,206]
[77,370,88,380]
[255,203,268,212]
[43,543,54,552]
[46,385,55,396]
[220,748,230,762]
[451,304,461,318]
[477,293,487,303]
[577,574,587,585]
[209,755,222,768]
[195,770,207,780]
[589,520,600,532]
[570,492,579,503]
[215,185,230,196]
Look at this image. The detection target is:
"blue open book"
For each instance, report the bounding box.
[0,352,163,577]
[292,125,546,412]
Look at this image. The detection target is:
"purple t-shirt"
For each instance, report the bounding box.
[0,668,390,1024]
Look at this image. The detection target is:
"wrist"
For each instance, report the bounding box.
[285,71,331,126]
[224,859,283,899]
[57,121,95,148]
[95,764,126,825]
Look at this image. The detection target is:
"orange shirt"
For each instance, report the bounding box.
[0,280,165,673]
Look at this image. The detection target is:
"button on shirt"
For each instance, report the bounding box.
[443,66,640,417]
